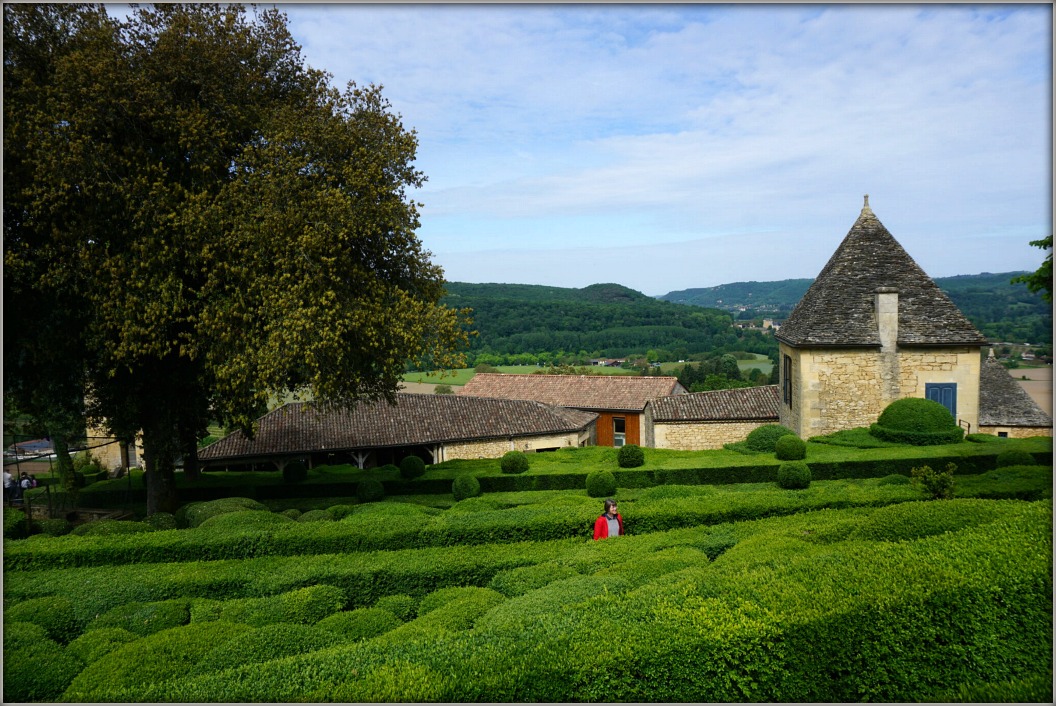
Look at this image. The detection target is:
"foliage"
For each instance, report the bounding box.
[298,509,334,523]
[283,461,308,484]
[199,509,296,531]
[746,424,797,452]
[774,434,806,460]
[617,444,645,468]
[66,627,139,665]
[400,455,426,479]
[877,474,911,486]
[2,627,83,703]
[4,595,79,643]
[86,598,191,636]
[776,461,811,490]
[500,450,530,474]
[911,463,957,500]
[586,469,617,497]
[1010,235,1053,303]
[488,562,581,597]
[70,519,155,536]
[177,497,269,528]
[191,622,343,674]
[433,383,455,394]
[372,594,418,622]
[809,427,905,448]
[452,474,482,501]
[38,517,73,537]
[144,512,178,530]
[996,449,1037,468]
[356,478,386,503]
[4,506,29,539]
[870,398,965,446]
[191,584,346,627]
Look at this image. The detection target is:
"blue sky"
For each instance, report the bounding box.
[263,5,1049,294]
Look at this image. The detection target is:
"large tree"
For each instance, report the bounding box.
[1011,235,1053,303]
[4,4,469,513]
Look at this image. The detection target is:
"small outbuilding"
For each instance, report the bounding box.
[644,385,780,450]
[977,351,1053,438]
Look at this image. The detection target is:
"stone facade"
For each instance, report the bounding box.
[441,428,593,461]
[652,420,772,450]
[85,425,144,472]
[780,344,982,438]
[977,425,1053,439]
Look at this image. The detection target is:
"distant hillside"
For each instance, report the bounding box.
[657,272,1051,345]
[439,282,777,365]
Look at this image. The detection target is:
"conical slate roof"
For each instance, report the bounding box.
[776,198,989,347]
[978,354,1052,427]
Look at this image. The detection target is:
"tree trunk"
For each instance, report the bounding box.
[141,413,180,515]
[49,432,77,513]
[183,441,200,482]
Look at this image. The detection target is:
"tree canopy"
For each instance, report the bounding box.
[1011,235,1053,304]
[4,4,468,512]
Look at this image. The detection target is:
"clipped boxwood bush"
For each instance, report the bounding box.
[356,478,385,503]
[996,449,1037,468]
[617,444,645,468]
[66,627,139,664]
[877,473,911,486]
[4,507,28,540]
[69,519,155,537]
[2,627,83,702]
[776,461,811,490]
[315,608,402,642]
[452,474,482,501]
[177,497,268,528]
[86,598,191,637]
[282,460,308,484]
[774,434,806,461]
[298,509,334,523]
[38,518,73,537]
[281,508,302,520]
[500,450,530,474]
[373,594,418,622]
[190,622,343,674]
[144,512,177,530]
[585,469,617,498]
[4,595,80,643]
[746,424,797,452]
[191,584,347,627]
[198,509,295,531]
[869,397,965,446]
[399,455,426,479]
[488,562,581,597]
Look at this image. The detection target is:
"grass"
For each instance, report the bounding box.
[403,365,642,386]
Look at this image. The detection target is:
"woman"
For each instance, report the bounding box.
[593,498,624,540]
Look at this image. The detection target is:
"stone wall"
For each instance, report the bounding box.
[653,420,771,451]
[85,425,144,472]
[442,429,590,461]
[978,426,1053,439]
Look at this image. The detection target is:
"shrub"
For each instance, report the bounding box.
[191,584,347,627]
[500,450,530,474]
[585,469,617,498]
[776,461,811,490]
[4,507,28,539]
[774,434,806,460]
[70,519,155,536]
[281,508,302,520]
[144,512,177,530]
[965,432,1000,443]
[86,598,191,637]
[869,397,965,446]
[327,504,356,520]
[197,510,295,531]
[488,562,581,597]
[315,608,402,642]
[298,509,334,522]
[373,594,418,622]
[996,449,1037,468]
[356,478,385,503]
[282,460,308,484]
[191,622,343,674]
[2,629,83,702]
[399,455,426,479]
[66,627,139,664]
[911,463,956,500]
[38,518,73,537]
[877,473,911,486]
[452,474,482,501]
[617,444,645,468]
[746,424,797,452]
[177,497,268,528]
[4,595,79,643]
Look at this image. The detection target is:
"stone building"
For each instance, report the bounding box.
[198,393,597,471]
[644,385,780,450]
[775,197,990,438]
[977,351,1052,438]
[457,373,686,447]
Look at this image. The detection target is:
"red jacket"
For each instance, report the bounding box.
[593,512,624,540]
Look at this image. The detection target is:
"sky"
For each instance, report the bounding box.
[227,5,1055,295]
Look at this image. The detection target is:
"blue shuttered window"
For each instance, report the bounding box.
[925,383,957,417]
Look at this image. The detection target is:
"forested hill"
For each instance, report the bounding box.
[658,272,1051,345]
[439,282,775,365]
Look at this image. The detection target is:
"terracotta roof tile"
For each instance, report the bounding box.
[199,393,597,461]
[649,385,780,422]
[978,356,1052,427]
[777,203,988,348]
[456,373,686,411]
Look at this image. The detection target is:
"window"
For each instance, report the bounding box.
[782,355,793,406]
[925,383,957,418]
[613,417,626,447]
[997,431,1009,438]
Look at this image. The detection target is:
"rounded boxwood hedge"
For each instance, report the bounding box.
[500,450,530,474]
[399,455,426,479]
[356,478,385,503]
[746,424,797,452]
[177,497,269,528]
[776,461,811,490]
[373,594,418,622]
[282,461,308,484]
[5,595,80,643]
[617,444,645,468]
[298,509,334,523]
[774,434,806,461]
[586,469,617,498]
[996,449,1037,468]
[315,608,402,642]
[70,519,155,537]
[452,474,482,501]
[869,397,965,446]
[197,510,295,531]
[66,627,139,665]
[86,598,191,637]
[144,512,177,531]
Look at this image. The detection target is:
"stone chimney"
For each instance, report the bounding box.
[875,286,900,404]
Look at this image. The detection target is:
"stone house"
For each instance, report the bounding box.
[457,373,686,447]
[775,197,991,438]
[977,351,1052,438]
[198,393,597,471]
[644,385,780,450]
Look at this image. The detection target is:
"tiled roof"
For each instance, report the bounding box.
[199,393,597,461]
[978,355,1053,427]
[649,385,780,422]
[776,201,988,348]
[456,373,686,411]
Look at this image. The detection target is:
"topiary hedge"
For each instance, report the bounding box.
[746,424,797,452]
[452,474,482,501]
[774,434,806,460]
[776,461,811,490]
[996,449,1037,468]
[617,444,645,468]
[500,450,530,474]
[373,594,418,622]
[190,584,347,628]
[190,622,343,674]
[282,460,308,484]
[356,478,385,503]
[400,455,426,479]
[4,595,80,643]
[585,469,617,498]
[86,598,191,636]
[177,497,269,529]
[65,627,139,665]
[70,519,155,537]
[869,397,965,445]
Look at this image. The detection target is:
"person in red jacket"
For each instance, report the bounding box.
[593,498,624,540]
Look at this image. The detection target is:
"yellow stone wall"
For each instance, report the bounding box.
[653,420,773,450]
[780,343,982,438]
[442,429,591,461]
[978,426,1053,439]
[85,425,144,472]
